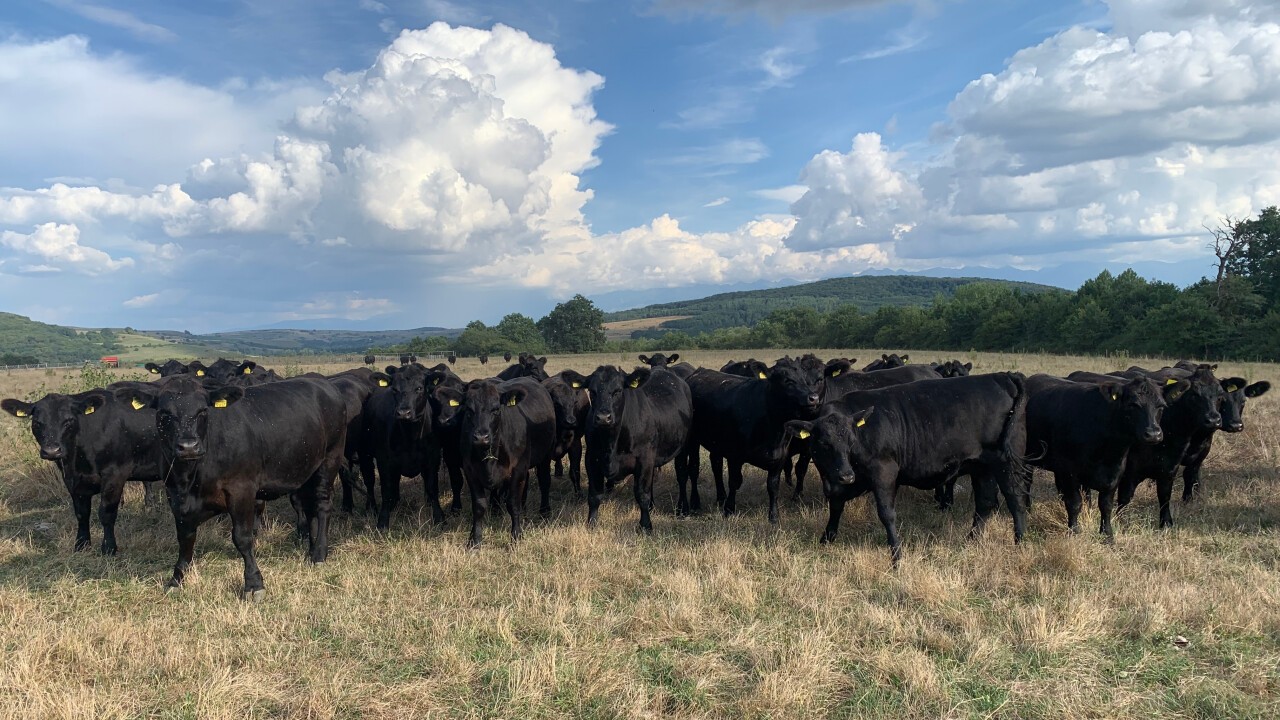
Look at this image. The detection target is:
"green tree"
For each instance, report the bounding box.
[538,295,606,353]
[454,321,508,356]
[1224,206,1280,307]
[495,313,545,352]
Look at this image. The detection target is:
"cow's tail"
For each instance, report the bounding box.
[998,372,1032,479]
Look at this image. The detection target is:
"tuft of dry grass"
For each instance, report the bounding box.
[0,349,1278,718]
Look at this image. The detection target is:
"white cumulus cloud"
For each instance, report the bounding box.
[0,223,132,274]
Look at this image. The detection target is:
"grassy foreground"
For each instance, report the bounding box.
[0,349,1278,719]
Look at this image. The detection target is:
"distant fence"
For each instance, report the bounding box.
[0,361,92,372]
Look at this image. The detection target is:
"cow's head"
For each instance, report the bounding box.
[1171,368,1227,431]
[458,379,528,456]
[1216,377,1270,432]
[1099,376,1184,444]
[863,353,907,372]
[935,360,972,378]
[542,376,585,449]
[373,363,430,422]
[784,407,876,486]
[721,358,770,380]
[116,377,241,461]
[522,355,549,381]
[769,356,824,416]
[638,353,678,367]
[146,359,190,377]
[3,392,108,461]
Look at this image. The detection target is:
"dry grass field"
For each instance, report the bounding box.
[0,349,1278,719]
[601,316,692,340]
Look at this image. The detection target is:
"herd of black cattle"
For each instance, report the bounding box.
[0,351,1270,600]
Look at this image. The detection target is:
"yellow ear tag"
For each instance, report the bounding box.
[149,368,158,374]
[629,379,640,388]
[856,418,866,428]
[1165,378,1178,386]
[798,429,811,439]
[571,382,581,389]
[15,409,27,417]
[378,379,389,387]
[1227,384,1238,392]
[757,372,767,380]
[507,396,517,406]
[432,379,440,386]
[131,399,145,410]
[831,369,842,377]
[83,406,94,415]
[243,367,252,375]
[195,370,205,377]
[448,399,460,407]
[213,398,228,408]
[1111,394,1118,401]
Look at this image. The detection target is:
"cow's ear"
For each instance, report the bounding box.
[501,387,530,407]
[75,392,108,416]
[1221,377,1247,394]
[1098,381,1122,402]
[963,362,973,371]
[237,361,257,375]
[424,370,447,387]
[900,354,909,362]
[188,361,207,377]
[384,365,399,376]
[785,419,814,441]
[1163,379,1190,403]
[209,386,244,409]
[849,407,874,429]
[638,355,651,364]
[1245,380,1271,398]
[825,359,853,379]
[114,386,158,410]
[371,372,392,388]
[145,363,161,374]
[625,367,651,389]
[435,386,463,409]
[536,357,547,366]
[667,354,679,363]
[560,370,589,390]
[1,398,34,418]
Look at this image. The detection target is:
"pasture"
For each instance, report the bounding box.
[0,349,1278,719]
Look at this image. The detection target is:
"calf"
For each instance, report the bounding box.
[862,353,908,372]
[1070,367,1225,528]
[541,374,590,494]
[786,373,1029,563]
[3,384,163,554]
[561,366,693,531]
[497,355,549,381]
[436,378,557,547]
[361,364,452,529]
[1024,373,1183,538]
[145,359,191,377]
[116,376,347,600]
[685,356,824,522]
[639,353,679,367]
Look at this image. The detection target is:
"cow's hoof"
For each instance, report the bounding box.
[242,588,266,603]
[164,580,181,594]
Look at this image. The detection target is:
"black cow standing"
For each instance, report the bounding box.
[1023,373,1183,538]
[400,354,411,365]
[447,353,457,365]
[479,354,489,365]
[561,366,693,532]
[437,377,557,547]
[145,359,191,377]
[685,356,824,522]
[503,352,513,363]
[787,372,1029,564]
[638,353,679,367]
[542,374,589,494]
[116,376,348,600]
[364,354,376,366]
[3,383,163,554]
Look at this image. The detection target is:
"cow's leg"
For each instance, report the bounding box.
[673,442,690,519]
[793,449,810,501]
[568,437,583,497]
[141,480,163,508]
[554,458,564,478]
[711,452,726,508]
[869,471,903,565]
[339,464,356,514]
[376,460,400,531]
[820,495,846,544]
[444,446,464,512]
[585,449,606,528]
[97,479,125,556]
[508,468,529,542]
[1097,484,1117,542]
[167,513,198,591]
[70,492,93,552]
[1116,470,1138,510]
[992,467,1027,544]
[422,443,446,526]
[1182,445,1210,502]
[682,445,702,514]
[229,496,265,601]
[765,466,781,524]
[1155,471,1175,529]
[969,471,999,538]
[1056,472,1083,533]
[468,481,488,548]
[783,459,792,487]
[359,453,379,515]
[537,461,552,518]
[635,460,655,534]
[288,493,307,541]
[722,461,744,517]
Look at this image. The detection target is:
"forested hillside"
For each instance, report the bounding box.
[603,276,1062,335]
[0,313,121,364]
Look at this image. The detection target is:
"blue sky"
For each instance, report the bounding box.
[1,0,1277,331]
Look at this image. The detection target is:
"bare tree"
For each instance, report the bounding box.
[1207,216,1245,309]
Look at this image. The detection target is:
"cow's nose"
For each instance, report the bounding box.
[595,412,613,426]
[1208,414,1222,428]
[1226,422,1244,432]
[807,393,821,405]
[396,408,413,420]
[1143,429,1163,444]
[39,446,64,460]
[175,439,203,457]
[472,432,490,446]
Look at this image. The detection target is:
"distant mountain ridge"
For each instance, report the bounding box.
[603,275,1065,336]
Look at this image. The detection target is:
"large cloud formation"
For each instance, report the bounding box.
[786,0,1280,267]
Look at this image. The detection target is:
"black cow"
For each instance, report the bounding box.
[933,360,973,377]
[822,359,938,399]
[786,372,1029,563]
[541,374,589,494]
[437,377,557,547]
[115,376,347,600]
[361,364,452,529]
[189,359,278,386]
[145,359,190,377]
[720,358,769,379]
[562,366,693,531]
[1023,373,1183,539]
[862,353,909,372]
[1173,360,1217,373]
[498,355,549,381]
[638,353,679,367]
[400,354,411,365]
[364,354,376,366]
[684,356,824,522]
[3,384,163,554]
[503,352,513,362]
[1069,367,1225,528]
[303,368,384,516]
[447,353,457,365]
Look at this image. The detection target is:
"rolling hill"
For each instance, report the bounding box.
[0,312,127,364]
[603,276,1065,336]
